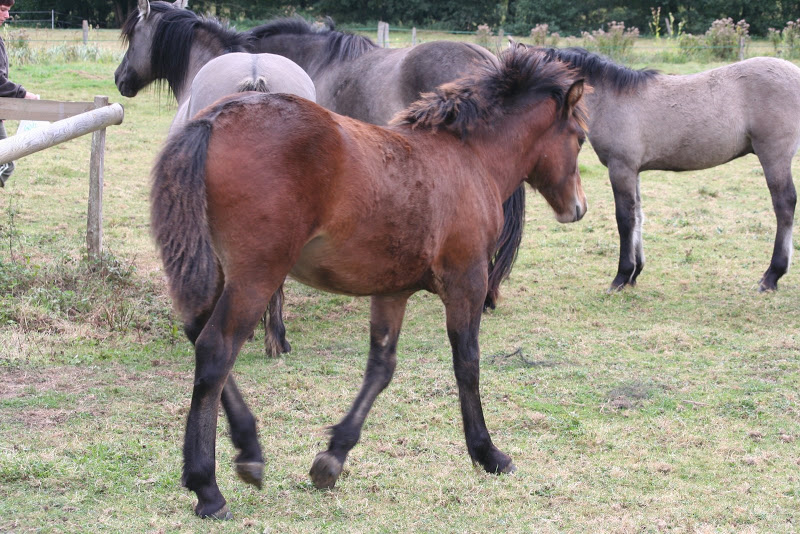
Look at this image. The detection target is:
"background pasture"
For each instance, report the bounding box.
[0,33,798,532]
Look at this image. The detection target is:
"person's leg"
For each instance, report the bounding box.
[0,121,15,188]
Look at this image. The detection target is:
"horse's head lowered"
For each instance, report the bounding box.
[393,47,589,223]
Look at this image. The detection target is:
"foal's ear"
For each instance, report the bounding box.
[174,0,189,9]
[564,79,585,118]
[138,0,150,18]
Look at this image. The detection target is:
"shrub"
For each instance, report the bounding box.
[476,23,493,48]
[582,21,639,61]
[781,19,800,59]
[678,33,706,60]
[705,17,749,60]
[529,23,559,47]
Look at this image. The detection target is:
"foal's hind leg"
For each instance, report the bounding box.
[609,164,645,290]
[756,153,796,291]
[183,305,266,490]
[182,284,269,519]
[221,374,265,488]
[262,282,291,357]
[309,294,410,489]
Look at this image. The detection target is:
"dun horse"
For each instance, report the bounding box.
[534,46,800,291]
[114,0,316,136]
[247,17,528,356]
[151,47,588,518]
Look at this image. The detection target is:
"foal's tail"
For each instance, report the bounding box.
[236,76,270,93]
[485,184,526,310]
[150,118,220,322]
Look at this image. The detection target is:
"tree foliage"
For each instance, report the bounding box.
[11,0,800,34]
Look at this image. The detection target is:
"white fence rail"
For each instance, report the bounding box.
[0,96,124,260]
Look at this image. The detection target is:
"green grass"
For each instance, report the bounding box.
[1,40,799,533]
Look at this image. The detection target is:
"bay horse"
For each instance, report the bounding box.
[534,46,800,291]
[247,17,528,356]
[114,0,316,136]
[151,47,588,519]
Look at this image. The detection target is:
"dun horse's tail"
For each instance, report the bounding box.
[485,184,526,310]
[236,76,270,93]
[150,118,220,322]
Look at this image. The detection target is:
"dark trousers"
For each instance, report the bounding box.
[0,120,14,187]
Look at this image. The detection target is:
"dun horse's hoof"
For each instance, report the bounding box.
[235,461,264,489]
[197,504,233,520]
[309,451,343,489]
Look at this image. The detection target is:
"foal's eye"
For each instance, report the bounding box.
[578,136,586,148]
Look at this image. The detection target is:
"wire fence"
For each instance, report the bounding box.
[9,11,86,29]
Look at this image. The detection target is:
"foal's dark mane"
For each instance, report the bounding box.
[247,17,378,64]
[121,1,252,96]
[393,47,588,139]
[536,46,658,93]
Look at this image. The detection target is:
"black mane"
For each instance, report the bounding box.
[121,1,251,95]
[248,17,378,64]
[392,46,588,139]
[536,46,658,93]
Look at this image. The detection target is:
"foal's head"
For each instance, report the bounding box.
[393,47,589,223]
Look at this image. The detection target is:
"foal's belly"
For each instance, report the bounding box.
[289,234,428,296]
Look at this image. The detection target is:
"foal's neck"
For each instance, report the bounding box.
[470,103,555,202]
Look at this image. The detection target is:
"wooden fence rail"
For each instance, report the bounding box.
[0,96,124,261]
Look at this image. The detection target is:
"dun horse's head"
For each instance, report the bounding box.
[525,78,588,223]
[114,0,187,97]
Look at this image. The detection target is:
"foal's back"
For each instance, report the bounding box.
[593,57,800,171]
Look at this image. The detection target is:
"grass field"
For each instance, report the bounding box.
[0,32,799,533]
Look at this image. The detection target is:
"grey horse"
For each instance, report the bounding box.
[114,0,315,136]
[535,47,800,291]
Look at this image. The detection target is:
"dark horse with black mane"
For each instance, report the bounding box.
[530,45,800,291]
[246,17,528,356]
[151,46,588,519]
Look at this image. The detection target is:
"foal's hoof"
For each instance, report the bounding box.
[309,451,343,489]
[197,504,233,520]
[235,461,264,489]
[501,461,517,474]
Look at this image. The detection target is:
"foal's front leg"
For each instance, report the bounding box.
[609,163,645,290]
[444,275,515,474]
[309,294,410,489]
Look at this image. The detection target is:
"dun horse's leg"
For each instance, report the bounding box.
[309,294,409,489]
[609,165,645,289]
[444,271,515,474]
[183,285,267,519]
[263,283,291,357]
[757,155,796,291]
[221,375,265,488]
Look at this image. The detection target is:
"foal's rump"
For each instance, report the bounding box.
[170,52,316,135]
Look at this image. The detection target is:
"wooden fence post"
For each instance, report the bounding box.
[82,20,88,44]
[87,95,107,263]
[738,36,745,61]
[412,27,417,46]
[377,21,385,47]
